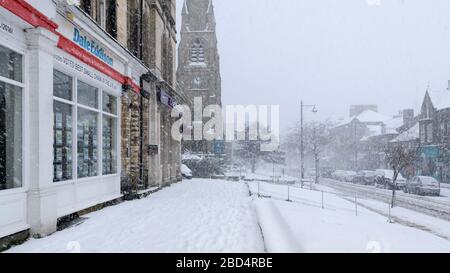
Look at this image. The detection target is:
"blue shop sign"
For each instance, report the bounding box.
[213,140,225,155]
[73,28,114,66]
[421,146,440,158]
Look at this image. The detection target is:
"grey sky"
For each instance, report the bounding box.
[177,0,450,130]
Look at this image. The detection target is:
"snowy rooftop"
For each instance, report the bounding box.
[391,122,420,143]
[335,110,392,128]
[428,90,450,110]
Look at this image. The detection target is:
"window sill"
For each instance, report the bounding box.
[0,186,28,197]
[52,174,119,187]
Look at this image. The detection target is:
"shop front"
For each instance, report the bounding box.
[0,0,147,238]
[0,7,29,239]
[419,145,440,180]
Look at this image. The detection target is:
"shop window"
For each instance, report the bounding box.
[53,70,118,182]
[78,81,98,109]
[102,115,117,175]
[102,92,117,114]
[0,45,22,191]
[77,107,98,178]
[53,102,73,182]
[0,44,22,82]
[54,70,73,101]
[53,71,74,182]
[0,83,22,190]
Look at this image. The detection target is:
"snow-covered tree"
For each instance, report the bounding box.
[384,141,421,208]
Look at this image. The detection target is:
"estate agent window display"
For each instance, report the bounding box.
[0,44,23,191]
[53,69,118,183]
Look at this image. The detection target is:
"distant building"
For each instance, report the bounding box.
[418,84,450,183]
[349,104,378,117]
[330,108,409,171]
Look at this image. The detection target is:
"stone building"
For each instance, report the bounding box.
[177,0,223,155]
[79,0,184,190]
[0,0,183,242]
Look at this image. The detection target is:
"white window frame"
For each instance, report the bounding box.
[0,39,27,195]
[98,0,107,29]
[52,67,119,185]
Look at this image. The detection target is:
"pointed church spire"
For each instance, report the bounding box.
[182,0,215,31]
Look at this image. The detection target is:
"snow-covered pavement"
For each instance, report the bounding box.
[7,179,265,253]
[7,178,450,253]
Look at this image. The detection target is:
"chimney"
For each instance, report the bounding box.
[403,109,414,126]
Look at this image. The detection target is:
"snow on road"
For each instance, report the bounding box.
[250,181,450,253]
[7,179,265,253]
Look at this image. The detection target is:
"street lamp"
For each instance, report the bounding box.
[300,100,318,184]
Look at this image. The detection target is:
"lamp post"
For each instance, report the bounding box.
[300,101,318,184]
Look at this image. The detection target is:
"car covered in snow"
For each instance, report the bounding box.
[305,168,317,179]
[332,170,356,182]
[181,164,193,179]
[352,170,378,186]
[374,169,406,190]
[404,176,440,196]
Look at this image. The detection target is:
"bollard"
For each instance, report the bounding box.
[388,202,393,223]
[355,195,358,216]
[287,185,291,202]
[321,191,324,209]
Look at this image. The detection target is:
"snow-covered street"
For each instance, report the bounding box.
[320,178,450,221]
[7,180,265,253]
[250,181,450,253]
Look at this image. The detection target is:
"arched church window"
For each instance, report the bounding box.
[190,39,205,64]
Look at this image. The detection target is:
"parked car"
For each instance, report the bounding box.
[343,171,357,182]
[306,168,317,179]
[404,176,440,196]
[352,171,378,186]
[320,167,334,179]
[374,169,406,190]
[181,164,193,180]
[331,170,346,181]
[332,170,356,182]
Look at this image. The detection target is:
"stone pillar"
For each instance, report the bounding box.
[129,92,141,188]
[120,91,131,189]
[25,27,59,237]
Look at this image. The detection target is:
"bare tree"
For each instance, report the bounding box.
[384,141,421,208]
[283,120,332,183]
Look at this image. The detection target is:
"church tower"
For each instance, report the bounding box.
[177,0,223,154]
[177,0,222,108]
